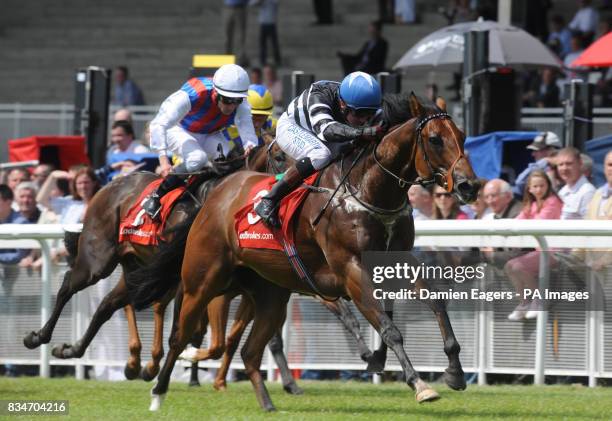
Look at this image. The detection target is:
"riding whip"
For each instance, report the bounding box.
[312,144,367,226]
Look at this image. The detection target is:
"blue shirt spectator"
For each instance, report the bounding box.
[512,132,561,198]
[113,66,145,106]
[0,184,33,264]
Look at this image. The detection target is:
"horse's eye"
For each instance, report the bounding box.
[429,135,443,147]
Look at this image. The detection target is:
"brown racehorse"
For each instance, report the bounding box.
[145,94,480,411]
[22,136,372,390]
[21,144,274,376]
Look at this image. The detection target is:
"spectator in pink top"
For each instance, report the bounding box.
[431,185,469,220]
[505,170,563,321]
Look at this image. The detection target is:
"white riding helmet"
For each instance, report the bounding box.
[212,64,250,98]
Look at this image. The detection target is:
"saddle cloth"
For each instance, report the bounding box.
[234,173,318,251]
[118,179,186,246]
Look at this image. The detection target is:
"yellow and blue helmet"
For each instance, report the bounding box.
[247,84,274,116]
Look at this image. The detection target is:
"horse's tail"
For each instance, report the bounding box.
[125,218,193,311]
[63,230,81,268]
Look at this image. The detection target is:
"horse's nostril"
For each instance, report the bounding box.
[457,181,472,193]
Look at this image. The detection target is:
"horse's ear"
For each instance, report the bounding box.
[435,96,447,112]
[408,92,424,117]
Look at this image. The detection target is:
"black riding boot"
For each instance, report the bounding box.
[255,158,315,228]
[142,174,186,220]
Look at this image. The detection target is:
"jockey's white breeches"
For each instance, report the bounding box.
[275,112,332,170]
[165,126,235,172]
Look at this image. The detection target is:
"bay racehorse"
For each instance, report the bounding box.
[144,93,480,411]
[22,134,374,388]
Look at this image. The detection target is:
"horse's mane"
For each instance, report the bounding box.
[381,93,442,128]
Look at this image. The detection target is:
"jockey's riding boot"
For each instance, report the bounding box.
[142,173,185,220]
[255,158,315,228]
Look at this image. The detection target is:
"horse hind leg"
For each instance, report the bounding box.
[213,294,253,391]
[141,295,172,382]
[23,233,118,349]
[124,303,142,380]
[240,280,291,411]
[187,302,210,387]
[414,279,466,391]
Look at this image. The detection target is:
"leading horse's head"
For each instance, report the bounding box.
[407,93,479,203]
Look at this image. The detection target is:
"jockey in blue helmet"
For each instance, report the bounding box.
[255,71,384,228]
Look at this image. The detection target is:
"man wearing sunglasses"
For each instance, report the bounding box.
[143,63,258,219]
[255,71,385,228]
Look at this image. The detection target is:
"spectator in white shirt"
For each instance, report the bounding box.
[555,147,596,219]
[568,0,599,43]
[408,185,433,220]
[107,120,150,157]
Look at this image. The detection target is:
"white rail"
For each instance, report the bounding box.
[0,221,610,385]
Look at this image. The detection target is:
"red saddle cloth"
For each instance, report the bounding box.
[234,173,318,251]
[118,179,186,246]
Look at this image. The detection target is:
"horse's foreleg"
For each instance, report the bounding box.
[366,310,391,374]
[124,303,142,380]
[342,262,439,403]
[141,294,172,382]
[150,257,230,411]
[240,281,291,412]
[213,293,251,391]
[320,298,374,364]
[414,279,466,391]
[24,252,116,349]
[268,331,303,395]
[51,276,129,360]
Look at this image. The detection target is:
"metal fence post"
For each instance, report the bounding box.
[587,269,598,388]
[38,239,52,378]
[534,236,550,385]
[477,264,488,385]
[372,327,381,385]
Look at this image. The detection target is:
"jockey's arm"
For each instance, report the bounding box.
[319,121,364,143]
[234,100,259,153]
[149,90,192,162]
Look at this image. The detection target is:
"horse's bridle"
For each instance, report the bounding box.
[373,112,466,192]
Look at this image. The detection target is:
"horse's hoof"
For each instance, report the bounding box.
[262,404,277,412]
[178,345,198,363]
[365,350,386,374]
[149,393,165,411]
[23,331,42,349]
[213,381,227,391]
[414,378,440,403]
[141,366,158,382]
[51,343,72,359]
[283,382,304,395]
[124,363,141,380]
[416,388,440,403]
[189,380,201,387]
[443,368,466,391]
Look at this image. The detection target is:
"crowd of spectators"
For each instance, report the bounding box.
[522,0,612,108]
[404,132,609,322]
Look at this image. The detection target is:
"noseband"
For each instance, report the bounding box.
[373,112,465,192]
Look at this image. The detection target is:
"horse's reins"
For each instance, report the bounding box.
[373,112,465,193]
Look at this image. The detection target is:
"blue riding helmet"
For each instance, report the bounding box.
[339,71,382,110]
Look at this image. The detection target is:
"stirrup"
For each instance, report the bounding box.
[255,199,281,229]
[142,194,162,220]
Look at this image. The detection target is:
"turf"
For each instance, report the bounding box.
[0,377,610,420]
